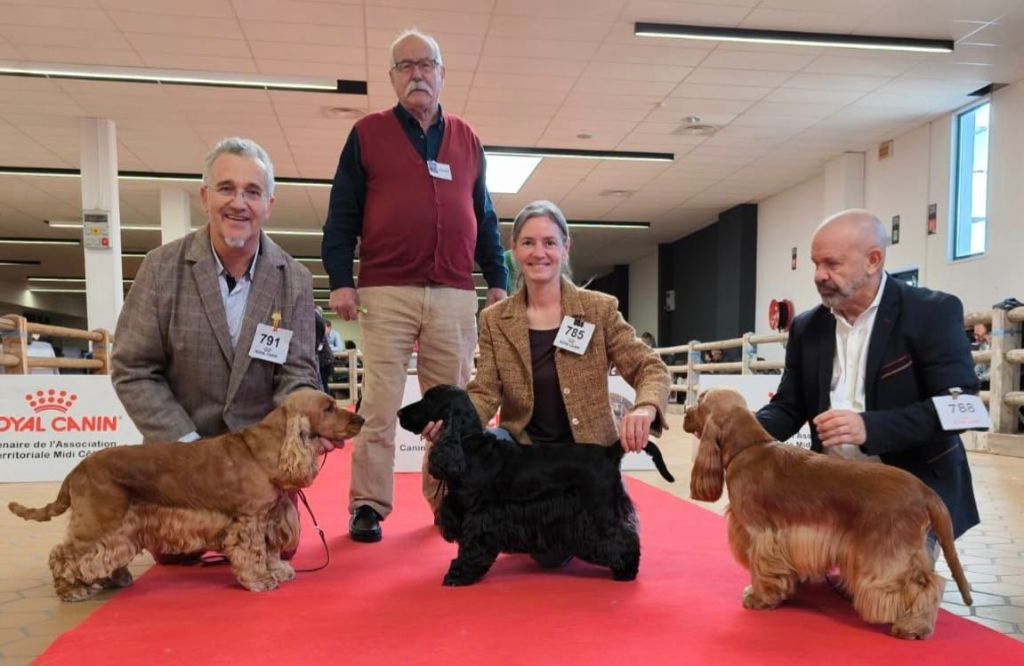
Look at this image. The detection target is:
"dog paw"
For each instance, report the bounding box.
[240,575,280,593]
[102,567,134,589]
[270,561,295,584]
[891,621,934,640]
[742,585,779,610]
[442,573,479,587]
[56,584,97,602]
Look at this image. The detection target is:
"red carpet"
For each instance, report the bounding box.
[38,447,1023,665]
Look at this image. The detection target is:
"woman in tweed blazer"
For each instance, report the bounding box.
[431,200,670,450]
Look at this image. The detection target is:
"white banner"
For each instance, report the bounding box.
[0,376,143,482]
[697,374,812,449]
[394,375,658,473]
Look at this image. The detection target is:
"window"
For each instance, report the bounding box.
[951,102,990,259]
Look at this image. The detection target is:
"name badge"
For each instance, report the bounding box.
[427,160,452,181]
[932,393,991,430]
[249,323,293,365]
[553,316,594,355]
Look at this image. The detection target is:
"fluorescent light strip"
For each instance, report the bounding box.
[47,220,323,237]
[1,259,41,266]
[30,287,87,294]
[0,238,79,246]
[634,22,954,53]
[485,145,673,162]
[499,219,650,230]
[0,65,367,94]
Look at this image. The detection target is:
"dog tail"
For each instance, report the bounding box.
[8,477,71,522]
[642,442,675,482]
[926,490,972,605]
[607,441,674,482]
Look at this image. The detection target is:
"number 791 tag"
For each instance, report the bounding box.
[248,322,293,365]
[931,393,991,431]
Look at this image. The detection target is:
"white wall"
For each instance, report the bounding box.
[754,173,825,360]
[628,251,659,342]
[756,81,1024,345]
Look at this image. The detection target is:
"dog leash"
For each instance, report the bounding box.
[293,486,330,573]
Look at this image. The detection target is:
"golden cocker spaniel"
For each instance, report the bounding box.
[9,389,362,601]
[683,387,972,640]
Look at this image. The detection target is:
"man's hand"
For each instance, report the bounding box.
[485,288,507,308]
[330,287,359,321]
[619,405,657,452]
[813,409,867,448]
[421,420,443,444]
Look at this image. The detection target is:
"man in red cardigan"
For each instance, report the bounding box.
[322,29,507,543]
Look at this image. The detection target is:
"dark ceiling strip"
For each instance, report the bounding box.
[485,145,674,161]
[0,71,367,95]
[634,22,954,52]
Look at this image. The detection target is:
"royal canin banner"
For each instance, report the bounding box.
[0,377,142,482]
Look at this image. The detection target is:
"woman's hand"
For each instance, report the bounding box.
[618,405,656,452]
[421,420,444,444]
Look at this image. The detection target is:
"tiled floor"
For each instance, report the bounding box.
[2,426,1023,662]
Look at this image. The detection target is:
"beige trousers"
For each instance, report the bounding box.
[349,285,477,518]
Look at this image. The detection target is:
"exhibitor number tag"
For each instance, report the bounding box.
[553,316,594,355]
[248,323,293,365]
[932,393,991,431]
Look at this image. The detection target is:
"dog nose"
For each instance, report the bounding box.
[352,414,365,425]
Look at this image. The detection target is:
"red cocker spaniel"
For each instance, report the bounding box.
[10,389,362,601]
[684,387,972,639]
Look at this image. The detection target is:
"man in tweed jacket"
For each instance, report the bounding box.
[112,138,320,445]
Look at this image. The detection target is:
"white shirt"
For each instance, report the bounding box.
[828,272,887,461]
[212,245,259,349]
[27,339,59,375]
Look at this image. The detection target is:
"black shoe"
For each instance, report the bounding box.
[349,505,382,543]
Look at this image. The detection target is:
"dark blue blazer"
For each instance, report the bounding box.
[756,276,980,538]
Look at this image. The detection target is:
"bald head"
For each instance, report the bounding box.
[810,209,888,320]
[814,209,888,256]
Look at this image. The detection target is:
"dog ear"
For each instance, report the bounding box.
[428,418,467,481]
[690,418,724,502]
[277,408,315,488]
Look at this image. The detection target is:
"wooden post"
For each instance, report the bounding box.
[990,308,1022,433]
[93,328,112,375]
[685,340,700,408]
[1,314,29,374]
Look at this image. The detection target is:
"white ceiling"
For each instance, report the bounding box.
[1,0,1023,291]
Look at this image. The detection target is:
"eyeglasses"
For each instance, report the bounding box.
[392,59,439,74]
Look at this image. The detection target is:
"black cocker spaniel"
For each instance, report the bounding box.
[398,384,674,586]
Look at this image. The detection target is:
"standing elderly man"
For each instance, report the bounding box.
[113,138,325,560]
[756,209,980,541]
[322,29,507,543]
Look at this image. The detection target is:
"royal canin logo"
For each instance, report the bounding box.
[0,388,119,433]
[26,389,77,413]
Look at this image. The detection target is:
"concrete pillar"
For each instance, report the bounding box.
[80,118,123,333]
[824,152,865,218]
[160,187,192,245]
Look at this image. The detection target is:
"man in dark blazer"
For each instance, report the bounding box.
[756,209,979,539]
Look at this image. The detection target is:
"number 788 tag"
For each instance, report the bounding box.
[931,393,991,431]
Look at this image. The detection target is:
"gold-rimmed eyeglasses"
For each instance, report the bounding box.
[392,59,440,74]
